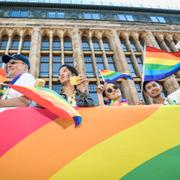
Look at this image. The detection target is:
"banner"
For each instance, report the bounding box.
[0,105,180,179]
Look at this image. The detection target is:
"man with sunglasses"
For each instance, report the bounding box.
[97,82,128,106]
[0,54,35,107]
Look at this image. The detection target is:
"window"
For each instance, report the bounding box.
[117,14,134,21]
[130,39,138,51]
[0,35,8,50]
[53,56,61,77]
[107,55,116,71]
[136,56,143,73]
[22,35,31,50]
[120,39,128,51]
[103,37,111,51]
[53,37,61,50]
[149,16,166,23]
[41,36,49,50]
[92,37,100,51]
[52,84,61,93]
[10,10,29,18]
[82,37,90,51]
[83,12,100,20]
[64,55,73,66]
[10,35,20,50]
[135,83,144,101]
[40,56,49,77]
[126,56,137,77]
[0,54,3,67]
[64,37,72,51]
[95,55,105,71]
[84,55,94,77]
[47,11,64,19]
[89,83,98,105]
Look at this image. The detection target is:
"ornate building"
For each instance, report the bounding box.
[0,0,180,104]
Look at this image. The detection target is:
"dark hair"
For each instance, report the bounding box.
[59,64,79,76]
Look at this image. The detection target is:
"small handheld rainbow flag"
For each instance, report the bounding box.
[144,46,180,81]
[6,84,82,127]
[99,70,132,83]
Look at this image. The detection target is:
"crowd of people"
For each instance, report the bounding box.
[0,53,179,108]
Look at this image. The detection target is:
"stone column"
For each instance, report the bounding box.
[29,27,41,78]
[48,30,53,88]
[109,30,139,105]
[131,32,143,51]
[88,31,99,80]
[57,30,64,65]
[165,33,177,52]
[122,32,141,77]
[17,29,25,54]
[96,31,109,69]
[5,29,13,54]
[71,26,85,75]
[155,33,169,51]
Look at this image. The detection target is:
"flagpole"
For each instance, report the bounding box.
[99,69,105,83]
[141,44,146,97]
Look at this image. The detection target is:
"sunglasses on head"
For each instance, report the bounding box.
[106,85,119,93]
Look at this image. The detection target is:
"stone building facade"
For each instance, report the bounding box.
[0,1,180,104]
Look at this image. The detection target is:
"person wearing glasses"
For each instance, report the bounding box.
[59,64,94,107]
[96,82,128,106]
[0,54,35,107]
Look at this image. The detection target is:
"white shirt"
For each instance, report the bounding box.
[168,88,180,104]
[2,73,35,100]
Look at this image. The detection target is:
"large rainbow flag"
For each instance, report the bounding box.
[0,105,180,179]
[100,70,132,83]
[144,46,180,81]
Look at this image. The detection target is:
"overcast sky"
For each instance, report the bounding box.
[101,0,180,9]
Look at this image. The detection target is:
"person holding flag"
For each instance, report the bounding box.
[96,69,130,106]
[142,46,180,105]
[0,54,35,107]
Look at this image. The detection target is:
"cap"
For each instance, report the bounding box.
[2,54,30,68]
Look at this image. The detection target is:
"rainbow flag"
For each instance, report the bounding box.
[0,105,180,179]
[144,46,180,81]
[100,70,132,83]
[6,84,82,127]
[0,68,6,83]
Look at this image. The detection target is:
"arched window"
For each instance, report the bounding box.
[11,35,20,50]
[120,37,128,51]
[84,55,94,77]
[0,35,8,50]
[126,56,137,77]
[52,55,61,77]
[102,37,111,50]
[129,38,138,51]
[53,36,61,50]
[41,36,49,50]
[82,36,90,51]
[92,37,100,51]
[22,35,31,50]
[64,36,72,51]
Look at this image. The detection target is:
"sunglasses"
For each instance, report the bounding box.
[106,85,119,93]
[8,61,24,65]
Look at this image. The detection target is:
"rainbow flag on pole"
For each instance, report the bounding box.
[144,46,180,81]
[99,70,132,83]
[6,84,82,127]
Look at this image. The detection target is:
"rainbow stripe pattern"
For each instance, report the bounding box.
[144,46,180,81]
[6,84,82,127]
[0,105,180,179]
[100,70,132,83]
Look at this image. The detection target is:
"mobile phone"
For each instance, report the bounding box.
[70,76,80,85]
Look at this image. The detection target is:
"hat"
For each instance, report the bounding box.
[2,54,30,68]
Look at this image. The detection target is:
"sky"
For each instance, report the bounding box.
[95,0,180,10]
